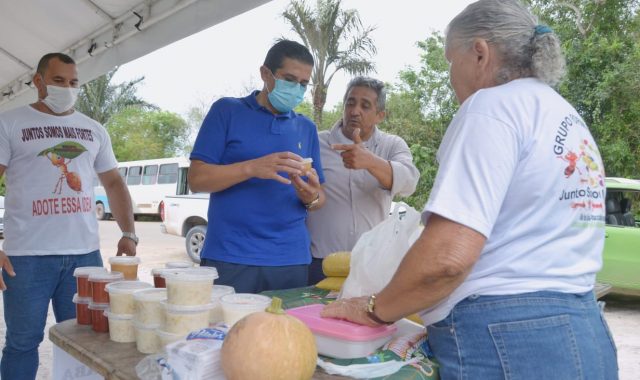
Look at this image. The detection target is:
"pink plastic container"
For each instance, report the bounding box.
[286,304,397,359]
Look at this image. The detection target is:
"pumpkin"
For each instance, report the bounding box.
[221,297,318,380]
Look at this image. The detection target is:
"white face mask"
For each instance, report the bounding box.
[42,85,79,114]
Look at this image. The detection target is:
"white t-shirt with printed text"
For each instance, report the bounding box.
[0,105,117,256]
[420,78,606,325]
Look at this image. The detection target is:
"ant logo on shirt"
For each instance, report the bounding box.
[38,141,87,194]
[557,139,603,186]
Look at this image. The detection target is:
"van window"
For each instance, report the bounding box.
[127,166,142,185]
[158,163,179,184]
[142,165,158,185]
[118,167,127,179]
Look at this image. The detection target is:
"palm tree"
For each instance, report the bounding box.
[75,67,156,125]
[283,0,377,126]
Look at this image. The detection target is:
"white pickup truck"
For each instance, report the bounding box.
[160,193,209,263]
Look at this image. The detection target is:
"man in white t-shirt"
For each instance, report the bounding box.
[0,53,138,380]
[322,1,617,378]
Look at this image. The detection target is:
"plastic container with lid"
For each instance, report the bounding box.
[133,288,167,325]
[150,268,189,288]
[301,157,313,172]
[89,272,124,304]
[73,294,92,325]
[164,268,218,306]
[105,311,136,343]
[156,329,187,349]
[134,321,161,354]
[220,293,271,327]
[88,302,110,333]
[109,256,140,280]
[73,266,107,298]
[209,285,235,325]
[161,301,214,335]
[286,304,397,359]
[106,281,153,314]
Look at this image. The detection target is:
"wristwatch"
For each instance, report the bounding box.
[304,192,321,209]
[366,294,393,325]
[121,232,139,246]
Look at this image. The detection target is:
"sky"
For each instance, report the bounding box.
[112,0,475,117]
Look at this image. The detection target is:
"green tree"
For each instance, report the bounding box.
[295,100,342,131]
[381,33,457,209]
[75,67,156,125]
[282,0,377,126]
[106,108,190,161]
[526,0,640,177]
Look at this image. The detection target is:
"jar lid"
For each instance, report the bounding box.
[132,288,167,302]
[73,266,107,277]
[88,271,124,282]
[165,261,193,269]
[88,302,109,310]
[163,267,218,283]
[104,310,134,320]
[72,294,92,304]
[160,301,215,313]
[108,256,141,265]
[220,294,271,309]
[106,280,153,294]
[151,267,189,276]
[211,285,235,301]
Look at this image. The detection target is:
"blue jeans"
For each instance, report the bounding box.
[1,251,103,380]
[201,259,308,293]
[427,291,618,380]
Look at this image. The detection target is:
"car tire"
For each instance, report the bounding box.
[185,225,206,264]
[95,202,107,220]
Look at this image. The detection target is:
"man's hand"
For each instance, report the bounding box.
[291,168,322,204]
[331,128,376,170]
[116,238,137,256]
[247,152,304,184]
[0,250,16,290]
[320,296,382,327]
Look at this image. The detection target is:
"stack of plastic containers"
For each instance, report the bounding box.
[132,288,167,354]
[156,267,218,349]
[209,285,235,325]
[105,281,153,343]
[72,266,107,326]
[87,271,124,333]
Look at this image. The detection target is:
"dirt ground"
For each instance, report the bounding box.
[0,220,639,379]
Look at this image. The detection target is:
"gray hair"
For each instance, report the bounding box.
[446,0,565,86]
[343,76,386,111]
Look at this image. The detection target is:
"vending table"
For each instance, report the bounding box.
[49,286,438,380]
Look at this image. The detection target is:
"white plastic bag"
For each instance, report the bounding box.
[340,202,422,299]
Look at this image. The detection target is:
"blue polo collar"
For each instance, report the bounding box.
[243,90,296,120]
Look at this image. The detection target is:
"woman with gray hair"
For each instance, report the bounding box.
[322,0,618,378]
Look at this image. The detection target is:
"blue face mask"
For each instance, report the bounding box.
[267,76,307,113]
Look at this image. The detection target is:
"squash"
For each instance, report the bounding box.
[315,276,346,291]
[322,251,351,277]
[221,297,317,380]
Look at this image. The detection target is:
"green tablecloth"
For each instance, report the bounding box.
[261,286,439,380]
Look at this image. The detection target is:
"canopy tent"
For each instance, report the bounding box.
[0,0,272,112]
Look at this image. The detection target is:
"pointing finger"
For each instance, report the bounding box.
[352,128,362,144]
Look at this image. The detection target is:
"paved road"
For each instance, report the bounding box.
[1,221,639,379]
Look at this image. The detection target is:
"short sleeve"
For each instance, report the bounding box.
[93,122,118,173]
[190,100,229,164]
[423,112,520,238]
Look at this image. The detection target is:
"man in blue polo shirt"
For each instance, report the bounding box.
[188,40,326,293]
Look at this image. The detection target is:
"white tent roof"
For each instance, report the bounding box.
[0,0,271,112]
